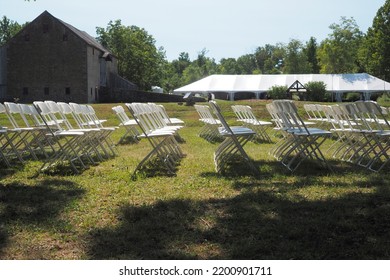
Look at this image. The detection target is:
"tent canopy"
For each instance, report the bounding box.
[173,73,390,95]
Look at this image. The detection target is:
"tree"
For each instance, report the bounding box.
[218,58,240,74]
[0,16,23,46]
[236,54,257,74]
[317,17,363,73]
[304,37,320,73]
[283,39,311,74]
[358,0,390,81]
[171,52,191,75]
[96,20,165,90]
[254,43,286,74]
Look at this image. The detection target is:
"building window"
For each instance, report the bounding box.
[44,87,49,95]
[63,34,68,41]
[43,23,49,33]
[65,87,71,95]
[23,87,29,95]
[24,34,30,41]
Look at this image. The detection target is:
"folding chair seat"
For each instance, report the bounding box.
[3,102,44,161]
[209,101,259,175]
[0,103,26,164]
[112,105,139,143]
[353,101,390,171]
[33,101,90,174]
[303,104,328,126]
[125,103,185,179]
[194,104,222,142]
[0,127,13,167]
[335,103,380,168]
[4,102,56,160]
[322,104,364,163]
[141,103,184,136]
[17,103,56,158]
[56,102,114,162]
[270,100,332,172]
[231,105,272,142]
[148,103,184,125]
[68,102,117,158]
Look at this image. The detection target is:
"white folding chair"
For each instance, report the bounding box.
[125,103,185,179]
[231,105,272,142]
[68,102,117,158]
[33,101,89,174]
[0,103,26,164]
[194,104,223,142]
[3,102,43,160]
[112,105,139,143]
[148,103,184,125]
[270,100,332,172]
[209,101,259,175]
[353,101,390,171]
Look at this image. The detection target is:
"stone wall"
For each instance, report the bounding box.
[6,12,89,103]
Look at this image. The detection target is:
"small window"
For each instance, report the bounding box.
[63,34,68,41]
[24,34,30,41]
[65,87,71,95]
[44,87,49,95]
[43,23,49,33]
[23,87,29,95]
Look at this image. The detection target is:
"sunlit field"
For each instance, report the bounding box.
[1,100,390,260]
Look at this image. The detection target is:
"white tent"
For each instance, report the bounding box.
[173,73,390,101]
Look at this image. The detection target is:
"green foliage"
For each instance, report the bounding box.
[358,0,390,81]
[304,37,320,73]
[0,16,23,46]
[254,43,286,74]
[284,39,311,74]
[268,85,288,99]
[317,17,363,74]
[96,20,165,90]
[345,92,361,102]
[304,81,327,101]
[377,92,390,106]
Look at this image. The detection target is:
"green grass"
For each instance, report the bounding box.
[1,100,390,259]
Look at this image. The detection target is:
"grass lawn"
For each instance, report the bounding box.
[1,100,390,260]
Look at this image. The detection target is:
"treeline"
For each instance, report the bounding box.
[1,0,389,92]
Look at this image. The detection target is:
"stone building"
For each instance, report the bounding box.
[0,10,135,103]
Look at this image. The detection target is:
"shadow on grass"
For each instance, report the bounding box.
[199,158,363,180]
[0,179,85,257]
[86,183,390,260]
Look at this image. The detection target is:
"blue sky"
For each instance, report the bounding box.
[1,0,385,61]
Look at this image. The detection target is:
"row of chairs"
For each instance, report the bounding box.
[194,102,259,175]
[266,100,333,172]
[194,104,222,142]
[123,103,185,179]
[0,101,117,174]
[312,101,390,172]
[231,105,273,142]
[194,104,273,143]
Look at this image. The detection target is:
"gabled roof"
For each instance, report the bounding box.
[55,13,113,56]
[174,73,390,93]
[9,11,114,57]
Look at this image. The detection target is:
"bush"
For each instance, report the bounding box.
[268,85,288,100]
[377,92,390,106]
[304,81,327,102]
[345,92,361,102]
